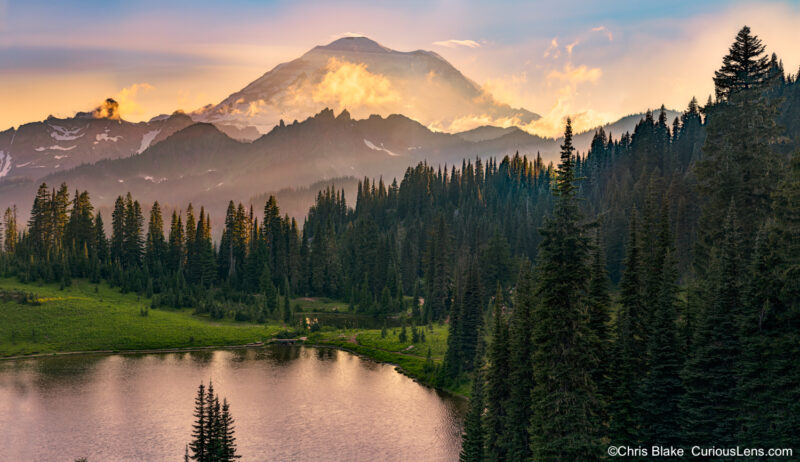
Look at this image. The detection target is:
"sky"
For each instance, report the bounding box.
[1,0,799,136]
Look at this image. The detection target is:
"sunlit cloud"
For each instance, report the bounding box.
[432,39,481,49]
[300,57,400,109]
[543,38,560,59]
[565,40,580,56]
[330,31,367,40]
[112,83,154,119]
[547,63,602,85]
[591,26,613,41]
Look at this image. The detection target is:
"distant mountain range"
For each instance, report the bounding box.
[0,105,678,228]
[0,111,194,182]
[0,35,687,227]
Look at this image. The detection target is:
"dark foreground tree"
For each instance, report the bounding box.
[459,333,486,462]
[529,119,602,459]
[188,382,240,461]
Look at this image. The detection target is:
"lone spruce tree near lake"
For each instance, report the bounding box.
[188,382,240,462]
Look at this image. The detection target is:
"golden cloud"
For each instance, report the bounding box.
[114,83,154,119]
[310,57,400,109]
[592,26,614,41]
[547,63,602,85]
[433,39,481,49]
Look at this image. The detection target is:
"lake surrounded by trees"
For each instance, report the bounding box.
[0,346,466,461]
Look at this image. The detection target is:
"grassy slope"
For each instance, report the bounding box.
[0,277,465,395]
[0,278,279,357]
[308,324,470,396]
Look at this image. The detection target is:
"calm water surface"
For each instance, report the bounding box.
[0,346,466,461]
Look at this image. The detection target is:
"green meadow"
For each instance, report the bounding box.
[0,277,280,358]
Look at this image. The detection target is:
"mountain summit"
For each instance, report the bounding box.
[193,37,538,136]
[315,36,393,53]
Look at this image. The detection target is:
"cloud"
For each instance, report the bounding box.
[330,31,367,40]
[543,38,560,59]
[309,57,400,109]
[591,26,613,41]
[547,63,602,85]
[106,82,154,118]
[565,40,580,55]
[433,39,481,49]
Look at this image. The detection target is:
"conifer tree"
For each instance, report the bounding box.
[506,270,535,462]
[681,202,742,447]
[145,201,166,270]
[218,398,240,461]
[65,190,94,254]
[260,263,278,311]
[28,183,53,256]
[713,26,771,100]
[640,250,683,448]
[587,229,611,403]
[94,212,108,263]
[110,195,126,263]
[3,206,17,254]
[459,333,486,462]
[189,383,208,461]
[424,215,451,321]
[608,209,645,445]
[168,211,185,274]
[185,204,197,266]
[696,26,782,272]
[484,284,510,462]
[51,183,70,250]
[441,286,463,382]
[123,193,144,268]
[529,119,601,460]
[458,261,483,372]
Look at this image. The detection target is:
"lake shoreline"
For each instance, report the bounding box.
[0,340,469,400]
[0,342,268,362]
[307,342,469,401]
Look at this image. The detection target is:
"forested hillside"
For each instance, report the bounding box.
[1,26,798,459]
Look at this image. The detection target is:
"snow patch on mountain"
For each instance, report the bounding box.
[0,151,12,178]
[364,139,400,157]
[143,175,167,183]
[35,145,76,152]
[138,130,160,154]
[95,133,123,142]
[49,124,85,141]
[54,155,70,160]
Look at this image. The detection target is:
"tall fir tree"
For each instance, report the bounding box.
[713,26,772,100]
[608,208,647,445]
[640,249,683,449]
[696,26,782,273]
[3,206,17,254]
[110,196,126,263]
[529,119,602,460]
[189,383,208,461]
[484,288,510,462]
[145,201,166,270]
[459,331,486,462]
[506,269,535,462]
[681,202,742,447]
[587,229,612,407]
